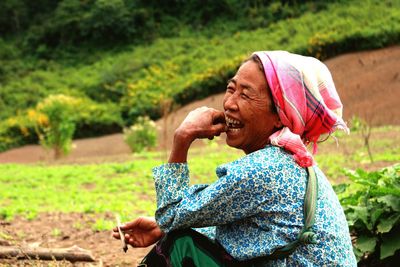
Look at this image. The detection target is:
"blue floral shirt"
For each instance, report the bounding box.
[152,145,356,266]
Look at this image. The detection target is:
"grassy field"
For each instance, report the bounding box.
[0,126,399,231]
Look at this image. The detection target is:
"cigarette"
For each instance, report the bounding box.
[116,215,128,253]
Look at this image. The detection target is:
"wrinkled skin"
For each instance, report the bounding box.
[223,60,281,154]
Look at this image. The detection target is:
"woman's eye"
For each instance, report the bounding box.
[226,87,235,93]
[241,93,249,99]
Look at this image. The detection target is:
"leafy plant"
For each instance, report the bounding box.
[51,228,62,237]
[123,116,157,153]
[30,94,80,158]
[335,164,400,264]
[92,218,115,232]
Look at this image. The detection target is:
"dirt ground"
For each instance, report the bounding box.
[0,212,151,266]
[0,46,399,266]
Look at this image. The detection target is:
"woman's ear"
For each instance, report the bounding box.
[274,116,283,129]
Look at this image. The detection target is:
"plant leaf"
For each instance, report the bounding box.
[380,226,400,259]
[353,246,364,262]
[355,235,377,253]
[333,183,348,194]
[371,208,384,227]
[377,195,400,212]
[350,206,373,231]
[377,214,400,233]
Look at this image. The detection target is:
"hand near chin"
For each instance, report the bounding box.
[169,107,227,163]
[177,106,227,142]
[112,217,164,248]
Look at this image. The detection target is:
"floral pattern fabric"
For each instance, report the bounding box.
[153,145,356,266]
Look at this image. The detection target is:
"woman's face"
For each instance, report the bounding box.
[223,60,281,154]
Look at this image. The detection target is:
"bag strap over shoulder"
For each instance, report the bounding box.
[263,166,319,260]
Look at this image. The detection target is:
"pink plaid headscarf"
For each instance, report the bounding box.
[254,51,349,167]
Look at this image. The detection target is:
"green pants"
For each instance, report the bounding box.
[139,229,245,267]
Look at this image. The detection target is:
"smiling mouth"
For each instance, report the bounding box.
[225,116,244,132]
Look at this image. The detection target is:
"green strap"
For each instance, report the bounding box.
[267,166,318,259]
[302,166,318,241]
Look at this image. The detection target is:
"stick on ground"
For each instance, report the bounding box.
[0,245,95,262]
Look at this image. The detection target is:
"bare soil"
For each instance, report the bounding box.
[0,46,399,266]
[0,212,151,266]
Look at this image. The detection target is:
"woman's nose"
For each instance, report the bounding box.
[223,93,239,111]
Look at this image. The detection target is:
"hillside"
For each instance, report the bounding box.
[0,46,399,164]
[1,0,399,153]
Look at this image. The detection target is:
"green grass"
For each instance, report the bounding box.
[315,126,400,183]
[0,126,399,226]
[0,159,162,222]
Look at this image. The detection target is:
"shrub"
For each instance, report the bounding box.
[335,164,400,265]
[0,96,123,153]
[0,115,37,152]
[123,116,157,153]
[30,94,80,158]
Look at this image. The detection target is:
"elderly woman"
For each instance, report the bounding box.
[113,51,357,266]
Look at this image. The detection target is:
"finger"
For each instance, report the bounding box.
[124,233,131,241]
[134,216,158,230]
[118,223,129,231]
[119,218,141,230]
[113,226,126,233]
[212,110,226,125]
[127,235,139,247]
[210,123,227,135]
[203,124,226,140]
[112,232,121,239]
[128,238,136,247]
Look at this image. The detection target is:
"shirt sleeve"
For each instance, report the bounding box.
[152,161,276,233]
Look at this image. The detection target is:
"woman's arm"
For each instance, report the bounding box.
[154,108,286,232]
[153,159,281,232]
[111,107,226,247]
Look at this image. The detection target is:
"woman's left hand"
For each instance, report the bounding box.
[112,216,164,248]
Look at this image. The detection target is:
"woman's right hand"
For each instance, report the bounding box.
[112,217,164,248]
[176,106,227,142]
[168,107,227,163]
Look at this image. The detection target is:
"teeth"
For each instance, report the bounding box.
[225,116,241,126]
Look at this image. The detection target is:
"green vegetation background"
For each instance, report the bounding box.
[1,0,400,152]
